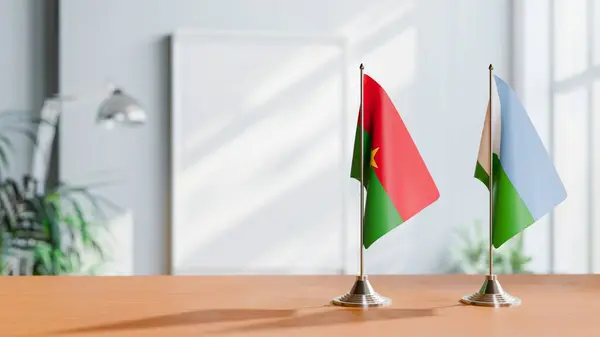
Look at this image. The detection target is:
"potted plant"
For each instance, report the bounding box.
[0,176,120,275]
[0,110,118,275]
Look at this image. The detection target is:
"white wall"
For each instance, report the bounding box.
[59,0,512,275]
[0,0,46,179]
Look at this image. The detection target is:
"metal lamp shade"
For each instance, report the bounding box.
[96,89,146,128]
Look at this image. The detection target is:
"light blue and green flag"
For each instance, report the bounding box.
[475,74,567,248]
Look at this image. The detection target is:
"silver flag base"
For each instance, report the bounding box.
[331,275,391,308]
[460,274,521,307]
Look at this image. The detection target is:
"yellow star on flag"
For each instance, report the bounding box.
[371,147,379,168]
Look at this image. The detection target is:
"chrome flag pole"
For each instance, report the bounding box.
[331,63,390,308]
[460,64,521,307]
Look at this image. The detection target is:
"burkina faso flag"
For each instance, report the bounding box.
[351,74,439,248]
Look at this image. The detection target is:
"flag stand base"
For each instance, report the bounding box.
[331,275,391,308]
[460,274,521,307]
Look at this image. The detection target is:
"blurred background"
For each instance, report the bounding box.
[0,0,596,276]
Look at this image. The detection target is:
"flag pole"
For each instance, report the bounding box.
[488,64,494,277]
[331,63,390,308]
[459,64,521,307]
[359,63,365,277]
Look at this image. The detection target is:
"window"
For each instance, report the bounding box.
[516,0,600,274]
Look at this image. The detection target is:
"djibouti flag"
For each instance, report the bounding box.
[475,74,567,248]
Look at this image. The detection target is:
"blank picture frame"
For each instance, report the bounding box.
[170,30,352,275]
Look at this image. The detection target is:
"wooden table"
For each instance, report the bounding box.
[2,275,598,337]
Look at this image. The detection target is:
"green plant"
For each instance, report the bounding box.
[447,219,532,274]
[0,109,119,275]
[0,176,120,275]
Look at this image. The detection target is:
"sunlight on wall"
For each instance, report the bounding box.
[243,45,344,112]
[337,0,413,44]
[361,26,417,95]
[173,37,346,274]
[177,80,342,267]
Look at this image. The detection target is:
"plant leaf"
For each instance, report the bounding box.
[34,244,53,274]
[70,201,89,245]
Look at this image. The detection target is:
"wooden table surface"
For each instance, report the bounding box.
[2,275,599,337]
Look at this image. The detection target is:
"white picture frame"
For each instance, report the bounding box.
[169,30,352,275]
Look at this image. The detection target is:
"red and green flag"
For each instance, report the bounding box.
[351,74,439,248]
